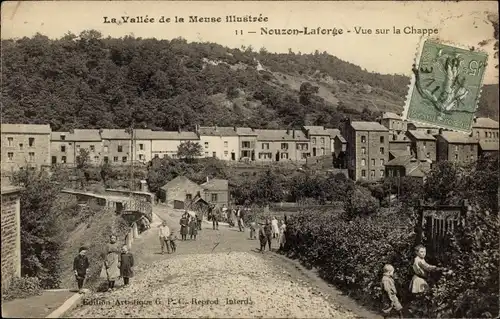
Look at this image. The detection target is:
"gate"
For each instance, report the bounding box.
[415,200,468,261]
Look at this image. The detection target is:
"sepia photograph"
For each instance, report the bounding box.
[1,1,498,318]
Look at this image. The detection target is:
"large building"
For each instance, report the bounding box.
[1,124,51,175]
[406,130,437,162]
[51,129,103,165]
[196,126,239,161]
[471,117,499,156]
[380,112,407,136]
[254,129,310,162]
[344,120,389,181]
[436,131,479,164]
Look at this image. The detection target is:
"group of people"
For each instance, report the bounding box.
[208,204,246,231]
[381,244,450,318]
[179,211,201,240]
[73,234,136,293]
[248,216,286,253]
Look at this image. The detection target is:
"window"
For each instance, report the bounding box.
[379,147,385,155]
[28,138,35,147]
[476,132,480,138]
[370,170,375,178]
[104,146,109,153]
[224,141,228,148]
[139,143,144,150]
[361,159,366,166]
[361,147,366,155]
[19,143,23,150]
[427,130,431,134]
[186,194,192,200]
[320,137,325,144]
[242,141,250,148]
[406,145,410,152]
[94,156,99,161]
[61,156,67,164]
[281,153,289,159]
[312,137,316,144]
[426,152,430,158]
[281,143,288,150]
[118,145,123,152]
[113,156,118,162]
[320,148,325,155]
[76,144,80,148]
[224,151,228,156]
[380,159,384,166]
[211,194,218,202]
[454,154,458,160]
[122,156,127,162]
[380,136,384,143]
[61,135,66,141]
[262,143,269,149]
[361,170,366,177]
[90,145,95,152]
[61,145,66,152]
[7,137,13,146]
[454,145,458,152]
[380,170,385,177]
[485,132,488,138]
[29,152,35,162]
[212,152,216,158]
[139,154,144,160]
[204,142,209,149]
[371,159,375,166]
[7,152,13,161]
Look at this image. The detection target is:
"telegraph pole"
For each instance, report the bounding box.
[128,122,135,191]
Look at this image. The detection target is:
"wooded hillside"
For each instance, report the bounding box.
[2,30,498,131]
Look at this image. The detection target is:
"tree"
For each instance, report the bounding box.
[75,148,90,189]
[11,169,64,288]
[177,141,203,162]
[344,185,379,218]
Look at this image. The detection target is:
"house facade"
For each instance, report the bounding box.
[344,120,389,181]
[436,131,479,164]
[406,130,437,162]
[407,121,440,136]
[471,117,499,156]
[196,126,239,161]
[51,129,103,166]
[159,176,204,205]
[384,155,432,183]
[254,129,310,162]
[302,126,331,157]
[151,131,200,159]
[101,129,132,165]
[236,127,258,161]
[133,129,153,163]
[200,177,230,207]
[380,112,407,135]
[1,124,51,175]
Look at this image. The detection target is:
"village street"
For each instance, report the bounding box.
[67,205,377,318]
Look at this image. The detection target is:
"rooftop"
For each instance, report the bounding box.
[201,178,229,191]
[382,112,402,120]
[235,127,258,136]
[350,121,388,132]
[254,129,308,141]
[407,130,436,141]
[479,141,499,151]
[101,129,131,140]
[1,185,24,195]
[389,150,411,159]
[198,126,237,136]
[472,117,499,129]
[439,131,478,144]
[161,175,200,190]
[385,155,413,166]
[146,131,199,140]
[1,124,51,134]
[303,126,330,135]
[325,128,341,138]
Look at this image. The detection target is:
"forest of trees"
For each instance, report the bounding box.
[2,30,498,132]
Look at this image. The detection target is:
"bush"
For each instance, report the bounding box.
[1,277,42,301]
[344,185,379,218]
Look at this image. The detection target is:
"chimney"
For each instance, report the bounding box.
[293,130,296,138]
[438,128,444,135]
[233,126,237,132]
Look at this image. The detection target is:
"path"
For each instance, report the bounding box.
[67,205,379,318]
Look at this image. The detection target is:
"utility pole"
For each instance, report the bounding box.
[128,123,134,192]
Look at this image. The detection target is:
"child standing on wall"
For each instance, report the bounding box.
[119,245,134,287]
[381,264,403,318]
[73,246,90,293]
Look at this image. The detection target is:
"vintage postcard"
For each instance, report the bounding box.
[1,1,498,319]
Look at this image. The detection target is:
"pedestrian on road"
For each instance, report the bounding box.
[189,216,198,240]
[196,212,202,231]
[258,223,267,253]
[264,219,273,251]
[73,246,90,293]
[237,207,244,232]
[271,216,279,239]
[119,245,134,287]
[159,221,171,254]
[278,219,286,250]
[180,212,189,240]
[100,234,121,292]
[211,205,219,230]
[249,220,257,240]
[168,233,177,252]
[381,264,403,318]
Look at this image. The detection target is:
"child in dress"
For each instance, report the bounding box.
[73,246,90,293]
[381,264,403,318]
[168,233,177,253]
[119,245,134,287]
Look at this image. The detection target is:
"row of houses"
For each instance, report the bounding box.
[1,115,498,182]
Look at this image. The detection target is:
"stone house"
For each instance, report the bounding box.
[101,129,132,165]
[407,121,440,136]
[1,186,23,290]
[1,124,52,176]
[384,155,432,183]
[51,129,102,166]
[380,112,407,135]
[151,131,200,159]
[159,176,204,207]
[344,120,389,181]
[436,131,479,164]
[302,126,332,157]
[254,129,310,162]
[132,129,154,163]
[471,117,499,156]
[200,177,230,207]
[406,130,437,162]
[196,126,239,161]
[388,133,412,157]
[236,127,258,161]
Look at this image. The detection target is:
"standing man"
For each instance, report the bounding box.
[212,205,219,230]
[196,212,202,231]
[159,221,171,254]
[237,207,244,232]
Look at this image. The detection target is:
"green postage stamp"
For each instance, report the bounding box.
[403,39,488,133]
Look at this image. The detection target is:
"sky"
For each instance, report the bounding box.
[2,1,498,84]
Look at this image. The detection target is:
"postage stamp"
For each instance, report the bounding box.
[403,39,488,133]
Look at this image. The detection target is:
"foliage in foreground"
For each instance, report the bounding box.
[1,277,42,301]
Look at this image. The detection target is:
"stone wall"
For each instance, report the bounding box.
[1,188,22,290]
